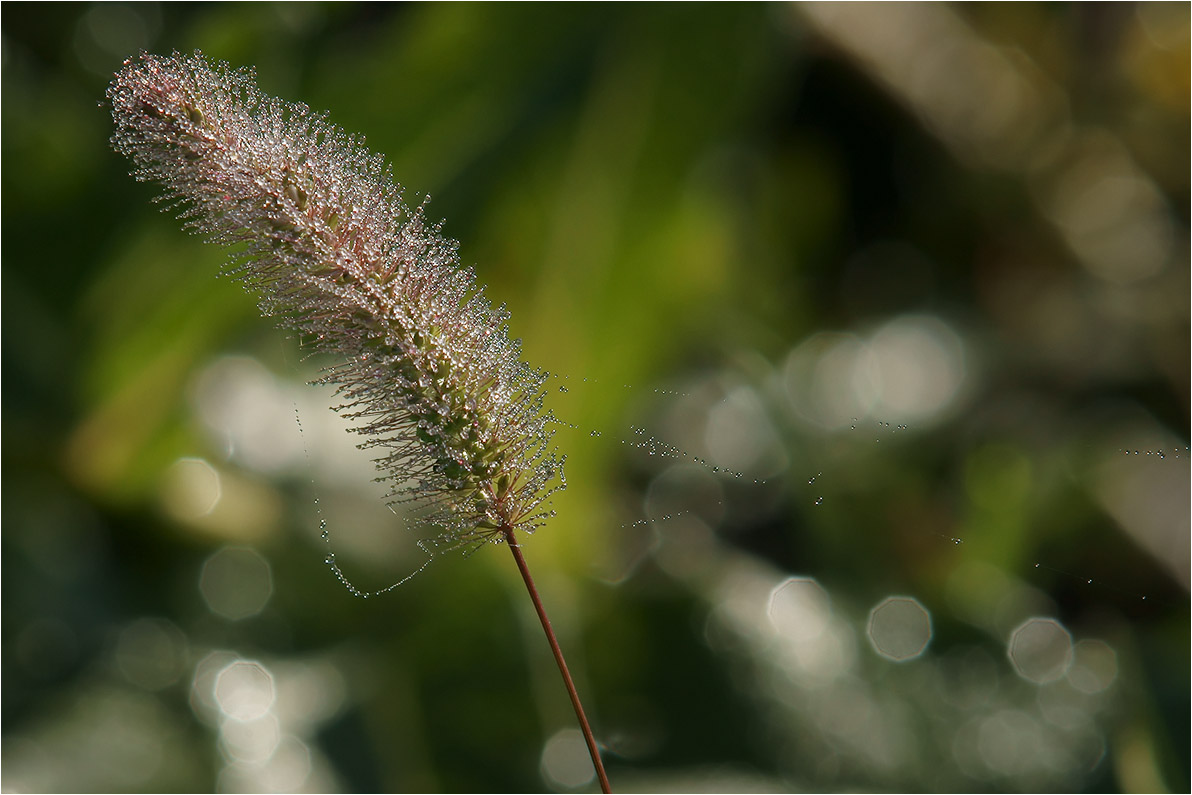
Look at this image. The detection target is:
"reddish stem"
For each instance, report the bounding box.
[502,526,612,794]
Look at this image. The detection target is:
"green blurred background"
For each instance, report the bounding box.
[2,3,1189,792]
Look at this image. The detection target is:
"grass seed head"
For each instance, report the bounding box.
[108,51,565,547]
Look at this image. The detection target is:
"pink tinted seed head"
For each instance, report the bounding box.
[108,51,564,547]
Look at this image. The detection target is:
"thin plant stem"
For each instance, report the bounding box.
[502,526,612,794]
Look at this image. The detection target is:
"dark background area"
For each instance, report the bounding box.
[3,3,1189,792]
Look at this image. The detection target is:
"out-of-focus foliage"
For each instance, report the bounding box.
[2,4,1187,792]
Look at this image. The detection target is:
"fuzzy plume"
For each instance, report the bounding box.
[108,51,564,548]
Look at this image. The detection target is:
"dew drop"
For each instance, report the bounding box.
[590,430,601,437]
[558,385,568,393]
[814,496,823,506]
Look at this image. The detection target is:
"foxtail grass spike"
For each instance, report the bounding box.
[108,51,565,549]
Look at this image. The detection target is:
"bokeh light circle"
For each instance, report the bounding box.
[867,596,932,661]
[1008,618,1073,684]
